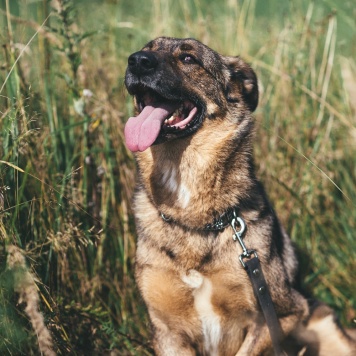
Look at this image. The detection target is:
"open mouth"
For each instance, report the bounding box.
[138,91,198,130]
[124,89,201,152]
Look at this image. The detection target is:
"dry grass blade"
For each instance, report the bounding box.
[272,133,352,203]
[6,245,56,356]
[0,160,108,228]
[0,14,52,95]
[248,56,356,137]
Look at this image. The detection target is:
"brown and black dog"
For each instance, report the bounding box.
[124,37,355,355]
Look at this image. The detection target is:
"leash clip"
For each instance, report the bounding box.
[230,212,258,268]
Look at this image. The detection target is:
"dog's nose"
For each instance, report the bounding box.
[128,51,158,75]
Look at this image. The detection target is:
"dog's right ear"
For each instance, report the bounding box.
[223,56,259,112]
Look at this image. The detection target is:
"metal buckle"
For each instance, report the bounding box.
[230,211,258,268]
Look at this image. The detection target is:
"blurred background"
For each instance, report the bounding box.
[0,0,355,354]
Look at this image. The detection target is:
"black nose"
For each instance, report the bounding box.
[127,51,158,76]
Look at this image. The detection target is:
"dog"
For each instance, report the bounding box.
[124,37,356,355]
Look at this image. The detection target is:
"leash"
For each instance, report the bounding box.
[230,213,284,356]
[161,209,285,355]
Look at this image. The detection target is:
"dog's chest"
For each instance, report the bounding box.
[134,187,255,352]
[138,253,253,354]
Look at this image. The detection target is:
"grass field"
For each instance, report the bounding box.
[0,0,355,354]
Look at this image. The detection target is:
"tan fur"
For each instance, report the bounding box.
[125,37,356,355]
[293,304,356,356]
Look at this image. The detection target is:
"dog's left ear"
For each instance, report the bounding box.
[223,56,259,112]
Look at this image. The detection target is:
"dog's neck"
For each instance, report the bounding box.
[136,117,263,229]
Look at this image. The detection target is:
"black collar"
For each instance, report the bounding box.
[161,207,238,231]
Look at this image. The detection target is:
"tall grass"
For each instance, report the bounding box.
[0,0,355,354]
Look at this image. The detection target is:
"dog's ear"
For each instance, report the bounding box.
[223,56,258,112]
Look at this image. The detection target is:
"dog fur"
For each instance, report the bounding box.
[124,37,356,356]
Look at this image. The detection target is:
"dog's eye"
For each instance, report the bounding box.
[180,54,196,64]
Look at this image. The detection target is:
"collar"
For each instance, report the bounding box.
[161,206,239,231]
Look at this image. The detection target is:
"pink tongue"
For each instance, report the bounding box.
[124,102,178,152]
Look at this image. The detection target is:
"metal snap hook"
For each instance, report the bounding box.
[230,214,258,268]
[231,216,246,237]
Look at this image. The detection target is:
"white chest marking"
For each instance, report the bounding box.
[161,166,191,208]
[182,270,221,355]
[161,166,178,193]
[178,183,191,208]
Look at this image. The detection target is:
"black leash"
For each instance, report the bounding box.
[230,214,284,356]
[244,257,284,355]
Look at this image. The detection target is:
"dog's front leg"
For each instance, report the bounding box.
[235,313,303,356]
[150,312,197,356]
[234,322,273,356]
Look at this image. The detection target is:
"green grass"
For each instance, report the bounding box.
[0,0,355,354]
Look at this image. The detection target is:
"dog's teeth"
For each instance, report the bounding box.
[164,116,176,127]
[163,101,196,129]
[174,108,182,117]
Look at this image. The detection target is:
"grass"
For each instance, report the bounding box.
[0,0,355,354]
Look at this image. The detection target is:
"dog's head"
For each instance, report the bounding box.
[124,37,258,152]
